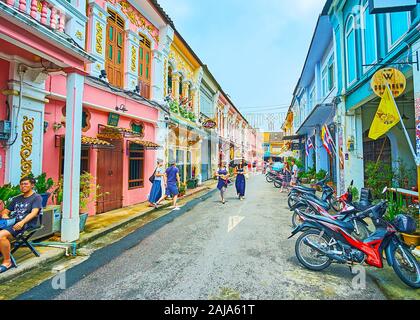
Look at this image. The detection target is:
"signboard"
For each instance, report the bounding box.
[291,142,303,151]
[371,68,406,98]
[369,0,417,14]
[202,119,217,129]
[108,112,120,127]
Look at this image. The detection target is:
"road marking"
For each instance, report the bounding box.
[228,216,244,233]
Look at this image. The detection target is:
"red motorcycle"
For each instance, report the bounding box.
[289,197,420,288]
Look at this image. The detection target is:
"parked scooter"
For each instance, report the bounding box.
[289,190,420,288]
[287,174,339,211]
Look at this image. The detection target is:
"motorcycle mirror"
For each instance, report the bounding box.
[382,186,388,194]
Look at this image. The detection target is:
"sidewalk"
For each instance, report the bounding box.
[0,179,218,284]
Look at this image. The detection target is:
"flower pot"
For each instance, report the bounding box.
[79,213,89,232]
[401,232,420,247]
[40,192,51,208]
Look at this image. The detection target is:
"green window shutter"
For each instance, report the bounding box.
[117,50,121,64]
[117,33,122,47]
[109,45,113,59]
[109,26,113,41]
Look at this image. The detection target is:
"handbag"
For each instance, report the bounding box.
[149,168,157,183]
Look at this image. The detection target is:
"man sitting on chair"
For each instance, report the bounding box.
[0,176,42,273]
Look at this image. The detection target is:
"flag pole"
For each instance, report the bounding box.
[388,84,417,161]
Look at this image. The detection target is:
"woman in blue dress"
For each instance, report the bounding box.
[149,159,165,208]
[235,160,247,200]
[216,162,229,204]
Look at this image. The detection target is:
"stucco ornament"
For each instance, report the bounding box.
[75,30,83,41]
[96,22,103,54]
[131,45,136,72]
[20,116,34,178]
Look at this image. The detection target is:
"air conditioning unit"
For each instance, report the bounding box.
[32,206,62,241]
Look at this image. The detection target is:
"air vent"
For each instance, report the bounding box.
[108,9,124,28]
[140,34,151,48]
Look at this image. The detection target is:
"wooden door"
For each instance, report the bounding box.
[106,10,124,88]
[139,34,151,98]
[96,140,123,214]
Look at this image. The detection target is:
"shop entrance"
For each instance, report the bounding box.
[96,140,123,214]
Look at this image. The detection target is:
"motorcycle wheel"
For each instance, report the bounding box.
[288,195,299,209]
[295,229,332,271]
[274,180,282,188]
[390,244,420,288]
[266,174,273,183]
[292,210,304,228]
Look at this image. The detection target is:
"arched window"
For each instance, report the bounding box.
[139,33,151,99]
[106,10,125,88]
[361,1,378,71]
[167,66,173,96]
[386,11,410,50]
[345,15,357,86]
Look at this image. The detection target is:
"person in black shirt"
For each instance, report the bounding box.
[0,176,42,273]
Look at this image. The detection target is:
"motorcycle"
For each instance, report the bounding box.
[288,190,420,288]
[287,175,340,211]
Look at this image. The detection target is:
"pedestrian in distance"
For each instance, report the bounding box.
[215,162,230,204]
[156,160,181,210]
[280,161,291,193]
[291,159,299,187]
[0,176,43,273]
[235,160,247,200]
[148,159,165,208]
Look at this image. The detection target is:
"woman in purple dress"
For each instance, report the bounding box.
[235,161,247,200]
[216,162,229,204]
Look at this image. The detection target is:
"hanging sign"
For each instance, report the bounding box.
[108,112,120,127]
[371,68,406,98]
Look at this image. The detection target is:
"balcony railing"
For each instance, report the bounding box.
[2,0,67,32]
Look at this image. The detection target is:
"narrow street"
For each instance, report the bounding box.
[24,175,385,300]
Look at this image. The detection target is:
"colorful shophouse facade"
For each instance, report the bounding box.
[328,0,420,193]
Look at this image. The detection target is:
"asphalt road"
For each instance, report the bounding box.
[23,174,386,300]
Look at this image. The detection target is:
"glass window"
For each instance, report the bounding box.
[362,6,377,65]
[328,57,335,91]
[128,143,144,189]
[388,12,410,47]
[346,16,357,86]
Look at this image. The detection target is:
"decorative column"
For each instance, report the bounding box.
[172,72,181,102]
[87,2,108,78]
[61,71,84,242]
[125,30,140,91]
[182,81,190,100]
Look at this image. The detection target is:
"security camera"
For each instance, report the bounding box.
[164,114,170,121]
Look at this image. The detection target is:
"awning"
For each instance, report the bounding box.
[98,124,142,138]
[296,103,335,136]
[128,139,162,150]
[81,136,114,149]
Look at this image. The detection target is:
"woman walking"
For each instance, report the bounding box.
[149,159,165,208]
[280,161,291,193]
[216,162,229,204]
[235,160,247,200]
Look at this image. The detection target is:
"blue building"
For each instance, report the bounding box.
[285,0,420,194]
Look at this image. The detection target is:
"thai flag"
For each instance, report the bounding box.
[321,125,335,155]
[305,137,314,156]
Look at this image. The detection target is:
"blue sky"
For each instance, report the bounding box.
[158,0,325,115]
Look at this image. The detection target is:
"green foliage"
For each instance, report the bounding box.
[29,172,54,195]
[364,161,394,199]
[286,157,303,169]
[0,184,21,208]
[179,182,187,195]
[349,186,359,202]
[53,173,108,213]
[384,191,404,222]
[393,158,415,189]
[315,169,327,181]
[169,100,179,113]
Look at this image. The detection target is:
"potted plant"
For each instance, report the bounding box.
[53,173,107,232]
[0,184,21,210]
[187,178,198,189]
[30,172,54,208]
[400,206,420,246]
[178,182,187,197]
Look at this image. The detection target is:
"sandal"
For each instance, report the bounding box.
[0,263,14,274]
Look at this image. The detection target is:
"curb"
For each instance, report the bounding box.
[0,186,216,284]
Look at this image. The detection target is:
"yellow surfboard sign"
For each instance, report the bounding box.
[371,68,406,98]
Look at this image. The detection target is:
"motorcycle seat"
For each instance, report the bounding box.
[301,211,354,232]
[352,202,373,211]
[363,228,387,243]
[293,186,316,194]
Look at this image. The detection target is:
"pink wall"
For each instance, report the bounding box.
[0,59,10,186]
[43,74,159,214]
